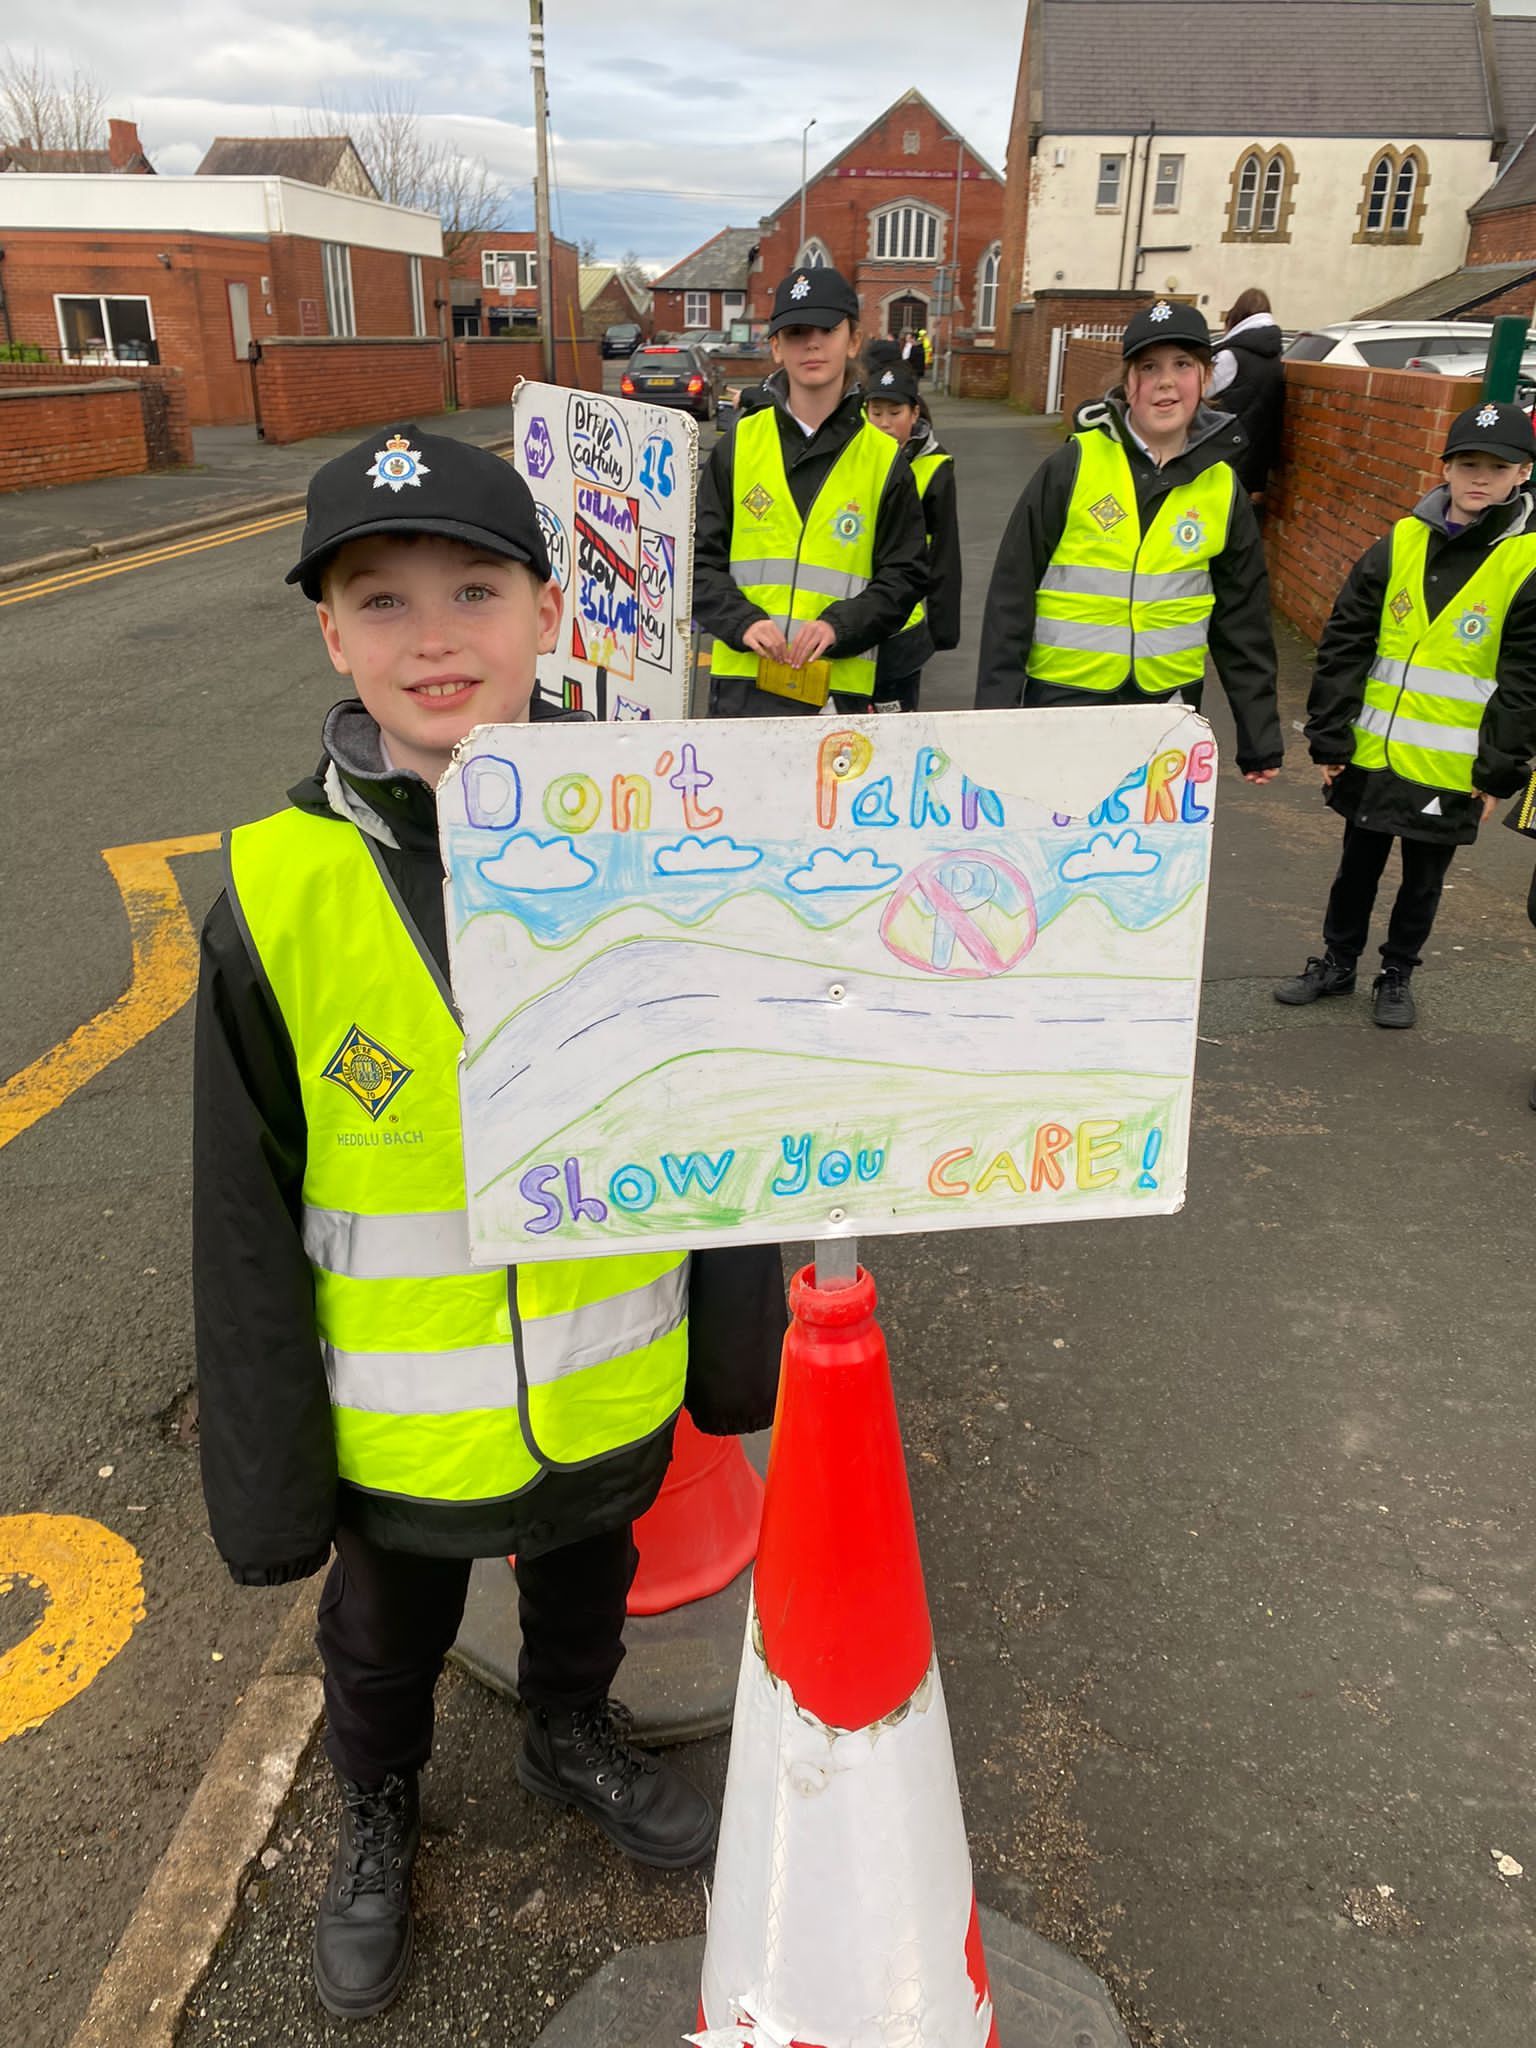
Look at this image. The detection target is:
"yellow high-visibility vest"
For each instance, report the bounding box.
[1028,427,1234,696]
[1353,514,1536,794]
[226,808,688,1508]
[898,447,952,632]
[713,405,901,697]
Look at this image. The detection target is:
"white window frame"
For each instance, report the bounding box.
[796,238,832,269]
[683,290,710,328]
[53,291,156,365]
[1153,153,1183,211]
[1390,154,1418,232]
[321,243,355,338]
[975,244,1000,332]
[1258,154,1285,234]
[481,249,537,292]
[1234,152,1261,232]
[409,256,426,338]
[1096,154,1125,210]
[870,201,943,263]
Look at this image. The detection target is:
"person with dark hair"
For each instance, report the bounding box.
[1210,286,1285,497]
[864,361,962,710]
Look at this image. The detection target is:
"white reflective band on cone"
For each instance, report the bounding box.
[698,1601,995,2046]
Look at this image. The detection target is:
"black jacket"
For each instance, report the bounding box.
[193,699,787,1586]
[1305,485,1536,845]
[694,371,929,715]
[1211,318,1285,493]
[876,418,962,682]
[974,395,1284,774]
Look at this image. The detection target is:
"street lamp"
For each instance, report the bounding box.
[799,118,818,258]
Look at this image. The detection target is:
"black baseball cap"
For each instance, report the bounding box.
[1442,399,1536,465]
[1122,300,1212,360]
[286,424,551,601]
[865,362,921,408]
[768,265,861,335]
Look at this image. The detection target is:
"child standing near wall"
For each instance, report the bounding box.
[864,362,961,710]
[1275,400,1536,1029]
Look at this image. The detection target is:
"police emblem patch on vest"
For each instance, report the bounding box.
[831,501,864,543]
[323,1025,413,1121]
[1088,493,1127,532]
[1455,600,1491,645]
[1171,509,1206,552]
[741,482,774,521]
[1389,587,1414,625]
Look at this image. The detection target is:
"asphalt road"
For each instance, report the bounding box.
[5,396,1536,2048]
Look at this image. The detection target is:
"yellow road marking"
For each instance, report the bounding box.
[0,509,303,609]
[0,1515,145,1742]
[0,833,220,1152]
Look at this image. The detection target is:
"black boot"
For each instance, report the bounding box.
[517,1697,717,1869]
[1372,967,1416,1030]
[1274,953,1357,1005]
[313,1771,420,2019]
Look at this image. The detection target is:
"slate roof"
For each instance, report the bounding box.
[652,227,759,292]
[196,136,377,194]
[1495,17,1536,141]
[1359,260,1536,318]
[0,143,116,172]
[1038,0,1495,137]
[1470,124,1536,216]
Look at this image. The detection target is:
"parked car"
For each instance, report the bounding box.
[688,330,732,357]
[621,344,719,420]
[1404,351,1536,413]
[601,321,643,358]
[1285,320,1505,369]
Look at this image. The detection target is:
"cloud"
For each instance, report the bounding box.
[1059,831,1162,883]
[654,834,763,875]
[786,847,902,894]
[478,833,597,893]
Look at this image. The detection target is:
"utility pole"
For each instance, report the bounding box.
[944,131,965,394]
[529,0,556,382]
[799,117,817,256]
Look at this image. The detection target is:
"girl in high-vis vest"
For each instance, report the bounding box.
[865,360,962,711]
[1277,399,1536,1032]
[194,428,785,2020]
[695,264,928,716]
[975,301,1283,784]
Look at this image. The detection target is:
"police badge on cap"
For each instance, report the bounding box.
[1121,300,1212,360]
[768,265,861,335]
[1442,399,1536,466]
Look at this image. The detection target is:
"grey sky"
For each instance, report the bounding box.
[6,0,1022,264]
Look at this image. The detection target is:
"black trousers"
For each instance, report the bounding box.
[316,1523,638,1784]
[1322,821,1458,975]
[873,667,923,713]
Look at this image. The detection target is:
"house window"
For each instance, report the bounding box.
[321,243,355,337]
[482,249,537,292]
[1153,154,1183,210]
[409,257,426,338]
[797,238,832,268]
[1391,153,1418,231]
[1225,147,1296,244]
[976,244,1000,331]
[684,290,710,328]
[1097,154,1125,209]
[1365,153,1393,232]
[872,203,941,261]
[55,293,157,364]
[1355,146,1428,245]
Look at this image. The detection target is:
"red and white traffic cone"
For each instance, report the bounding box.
[629,1409,763,1617]
[691,1262,999,2047]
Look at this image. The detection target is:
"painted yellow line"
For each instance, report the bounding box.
[0,833,220,1152]
[0,509,304,608]
[0,1515,145,1742]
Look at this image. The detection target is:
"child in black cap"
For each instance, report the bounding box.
[864,360,962,710]
[192,425,784,2017]
[974,299,1283,783]
[1276,398,1536,1028]
[695,264,927,714]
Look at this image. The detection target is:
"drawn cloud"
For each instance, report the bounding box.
[478,832,597,893]
[1059,830,1162,883]
[786,847,903,894]
[654,834,763,876]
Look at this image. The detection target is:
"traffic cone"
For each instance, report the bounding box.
[692,1263,1000,2047]
[628,1410,763,1616]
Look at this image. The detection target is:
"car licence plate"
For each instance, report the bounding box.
[648,378,680,390]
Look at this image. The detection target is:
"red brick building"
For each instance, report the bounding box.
[448,231,581,340]
[0,116,154,176]
[650,228,760,338]
[578,264,651,339]
[0,173,446,427]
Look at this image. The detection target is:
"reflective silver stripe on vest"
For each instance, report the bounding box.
[1136,620,1211,658]
[1355,704,1479,755]
[1040,564,1214,602]
[730,559,870,602]
[1368,659,1495,707]
[324,1263,689,1415]
[1032,616,1133,656]
[304,1205,476,1280]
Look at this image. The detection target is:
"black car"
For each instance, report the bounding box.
[620,344,718,420]
[601,321,643,358]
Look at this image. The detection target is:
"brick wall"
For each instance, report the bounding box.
[450,335,600,407]
[652,287,729,335]
[0,357,193,466]
[1009,289,1153,411]
[0,383,147,492]
[250,337,447,445]
[1058,337,1123,422]
[1266,360,1475,642]
[1467,205,1536,266]
[950,345,1010,399]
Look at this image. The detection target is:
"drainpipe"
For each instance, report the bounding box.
[0,248,12,348]
[1130,121,1156,291]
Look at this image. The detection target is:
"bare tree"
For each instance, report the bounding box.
[297,84,517,258]
[578,236,598,265]
[0,48,107,153]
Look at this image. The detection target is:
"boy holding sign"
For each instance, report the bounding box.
[695,264,928,714]
[193,426,783,2017]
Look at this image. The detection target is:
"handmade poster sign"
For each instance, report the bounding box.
[512,380,697,722]
[439,707,1215,1261]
